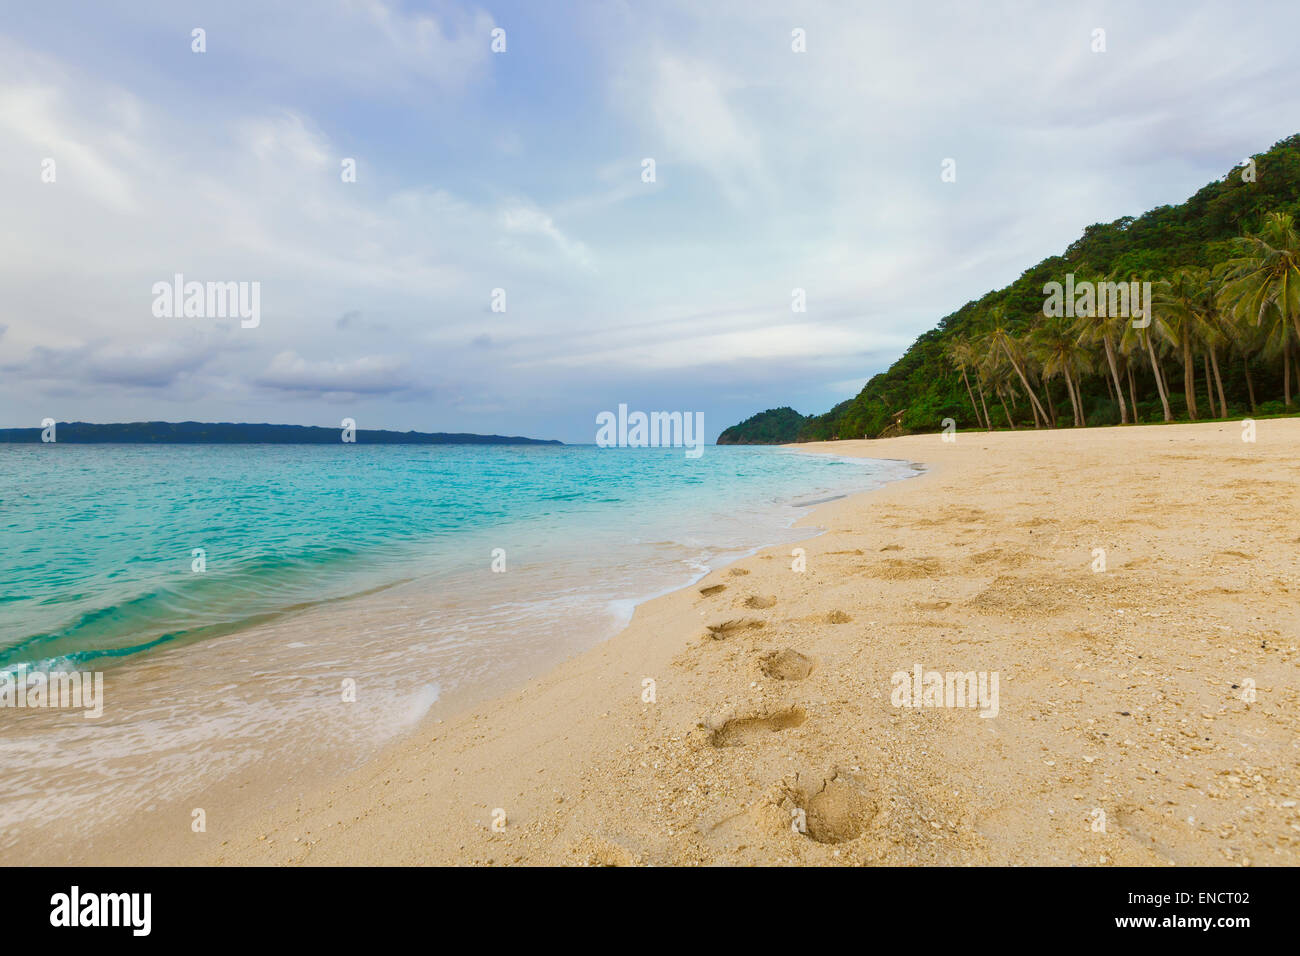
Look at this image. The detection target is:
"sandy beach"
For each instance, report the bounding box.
[131,420,1300,866]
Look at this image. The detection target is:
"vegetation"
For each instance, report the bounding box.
[725,133,1300,441]
[717,406,808,444]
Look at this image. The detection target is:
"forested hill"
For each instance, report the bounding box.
[717,407,807,444]
[0,421,562,444]
[724,132,1300,442]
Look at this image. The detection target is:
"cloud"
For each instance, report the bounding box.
[6,339,215,389]
[254,351,422,397]
[645,56,765,206]
[0,63,139,212]
[500,203,594,270]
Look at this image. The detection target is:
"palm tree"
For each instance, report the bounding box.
[978,347,1019,429]
[1253,308,1296,405]
[1075,292,1131,423]
[1219,212,1300,406]
[1219,211,1300,343]
[1122,351,1140,422]
[1154,268,1209,420]
[987,307,1051,427]
[972,363,993,430]
[1197,272,1230,417]
[1226,312,1265,413]
[945,337,989,429]
[1030,314,1091,426]
[1120,305,1173,422]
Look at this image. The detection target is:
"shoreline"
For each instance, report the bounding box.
[21,449,909,866]
[67,422,1300,864]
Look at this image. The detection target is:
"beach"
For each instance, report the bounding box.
[104,420,1300,864]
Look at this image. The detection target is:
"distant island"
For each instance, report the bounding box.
[0,421,562,445]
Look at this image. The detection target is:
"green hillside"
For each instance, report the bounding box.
[717,407,808,444]
[726,133,1300,442]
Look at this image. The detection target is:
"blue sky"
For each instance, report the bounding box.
[2,0,1298,442]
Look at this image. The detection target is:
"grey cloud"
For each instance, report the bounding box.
[6,340,215,389]
[253,351,426,397]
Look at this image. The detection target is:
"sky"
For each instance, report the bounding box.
[2,0,1298,443]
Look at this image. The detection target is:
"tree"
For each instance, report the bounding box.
[1121,315,1173,422]
[945,337,989,429]
[1219,211,1300,406]
[1219,211,1300,344]
[1073,276,1131,423]
[1197,272,1230,417]
[987,307,1051,427]
[1030,314,1091,426]
[1154,268,1209,420]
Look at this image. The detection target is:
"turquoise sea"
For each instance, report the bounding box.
[1,443,912,671]
[0,443,916,847]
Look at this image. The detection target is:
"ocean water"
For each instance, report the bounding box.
[0,443,916,850]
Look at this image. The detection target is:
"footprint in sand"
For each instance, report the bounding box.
[705,617,765,640]
[729,568,750,577]
[709,706,807,747]
[759,649,814,681]
[743,594,777,609]
[699,584,726,596]
[826,610,852,624]
[914,600,951,611]
[786,771,878,844]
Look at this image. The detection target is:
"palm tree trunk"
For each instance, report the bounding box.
[1063,368,1081,427]
[1158,357,1174,418]
[1042,378,1057,427]
[1126,360,1139,423]
[1145,332,1173,421]
[1103,335,1129,423]
[1209,348,1227,418]
[999,392,1015,429]
[1185,343,1201,421]
[1074,375,1086,425]
[1183,339,1198,420]
[1243,354,1257,413]
[1202,353,1216,417]
[960,369,983,429]
[1286,340,1293,406]
[1000,343,1050,427]
[977,383,992,432]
